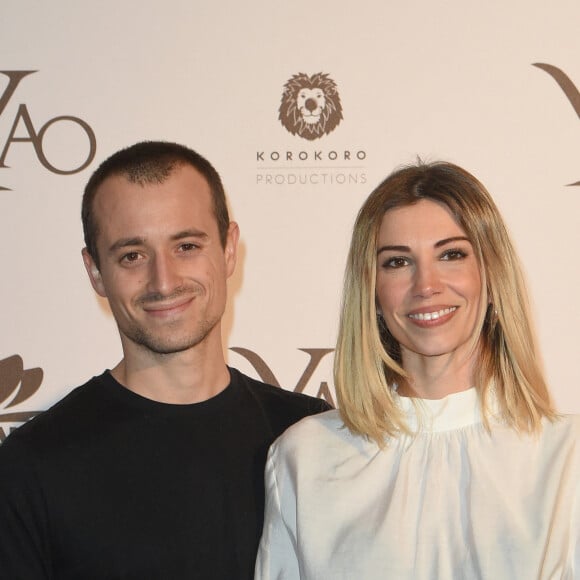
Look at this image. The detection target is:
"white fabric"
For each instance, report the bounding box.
[255,388,580,579]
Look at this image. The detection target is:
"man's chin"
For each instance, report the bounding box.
[123,322,219,357]
[135,336,204,356]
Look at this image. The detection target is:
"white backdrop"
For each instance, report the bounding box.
[1,0,579,439]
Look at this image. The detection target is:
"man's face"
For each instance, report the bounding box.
[82,164,238,359]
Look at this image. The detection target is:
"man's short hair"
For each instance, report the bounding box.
[82,141,230,268]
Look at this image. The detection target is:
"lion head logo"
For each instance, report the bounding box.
[279,73,343,140]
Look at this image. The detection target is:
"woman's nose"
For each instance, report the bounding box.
[412,263,443,298]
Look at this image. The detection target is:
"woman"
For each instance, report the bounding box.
[255,161,579,579]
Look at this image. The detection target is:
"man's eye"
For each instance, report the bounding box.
[121,252,141,263]
[179,243,197,252]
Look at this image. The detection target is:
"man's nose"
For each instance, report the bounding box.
[147,253,181,295]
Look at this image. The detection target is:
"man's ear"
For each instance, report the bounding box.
[224,222,239,278]
[82,248,107,297]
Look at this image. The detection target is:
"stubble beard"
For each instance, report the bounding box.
[124,313,221,356]
[122,285,224,356]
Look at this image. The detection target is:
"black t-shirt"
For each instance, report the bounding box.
[0,367,330,579]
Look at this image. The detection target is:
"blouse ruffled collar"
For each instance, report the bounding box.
[395,387,483,433]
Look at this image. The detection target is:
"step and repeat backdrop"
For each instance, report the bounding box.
[1,0,579,440]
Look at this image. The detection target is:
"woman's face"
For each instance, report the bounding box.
[375,199,483,365]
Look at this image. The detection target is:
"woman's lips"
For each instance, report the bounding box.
[407,306,457,326]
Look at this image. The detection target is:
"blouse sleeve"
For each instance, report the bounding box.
[254,443,300,580]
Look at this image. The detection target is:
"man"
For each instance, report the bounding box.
[0,141,330,579]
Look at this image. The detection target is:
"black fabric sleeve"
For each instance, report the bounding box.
[0,436,52,580]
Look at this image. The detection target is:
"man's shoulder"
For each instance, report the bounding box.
[1,372,108,450]
[232,366,331,412]
[230,367,332,435]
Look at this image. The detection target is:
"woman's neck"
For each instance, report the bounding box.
[398,348,476,399]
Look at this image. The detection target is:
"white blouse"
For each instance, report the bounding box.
[255,389,580,579]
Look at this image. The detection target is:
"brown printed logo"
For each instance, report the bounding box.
[230,347,335,407]
[533,63,580,186]
[0,70,97,191]
[0,354,43,443]
[279,73,343,140]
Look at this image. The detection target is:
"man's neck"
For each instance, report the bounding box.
[111,339,230,404]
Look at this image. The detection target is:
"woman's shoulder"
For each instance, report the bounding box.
[544,413,580,432]
[269,408,378,470]
[549,413,580,436]
[274,408,344,445]
[534,413,580,454]
[270,409,357,456]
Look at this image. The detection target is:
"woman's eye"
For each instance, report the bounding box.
[384,257,409,269]
[441,249,467,261]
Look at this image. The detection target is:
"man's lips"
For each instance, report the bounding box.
[141,296,194,317]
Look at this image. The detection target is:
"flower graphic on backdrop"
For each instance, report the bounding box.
[0,355,43,440]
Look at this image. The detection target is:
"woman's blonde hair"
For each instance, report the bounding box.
[334,161,556,446]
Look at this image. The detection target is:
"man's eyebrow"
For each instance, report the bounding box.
[108,237,145,254]
[170,229,208,241]
[108,230,209,254]
[377,236,471,255]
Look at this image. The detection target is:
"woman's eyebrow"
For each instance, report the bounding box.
[434,236,470,248]
[377,244,410,255]
[377,236,471,256]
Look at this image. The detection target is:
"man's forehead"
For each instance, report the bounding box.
[92,167,217,238]
[99,163,208,191]
[94,166,211,207]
